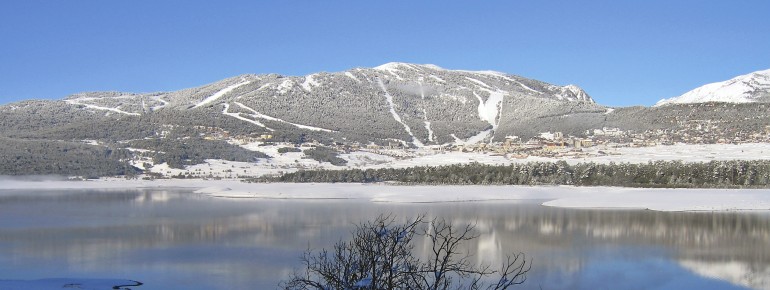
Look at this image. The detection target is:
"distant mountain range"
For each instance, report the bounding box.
[0,63,769,176]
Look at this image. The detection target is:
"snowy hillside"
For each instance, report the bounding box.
[655,69,770,106]
[4,64,770,177]
[44,62,601,147]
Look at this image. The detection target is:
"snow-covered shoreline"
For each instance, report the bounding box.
[2,179,769,212]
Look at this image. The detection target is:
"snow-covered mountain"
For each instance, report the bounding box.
[47,62,600,146]
[5,63,770,176]
[655,69,770,106]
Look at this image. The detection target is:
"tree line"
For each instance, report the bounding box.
[0,137,140,178]
[258,160,770,188]
[128,137,270,169]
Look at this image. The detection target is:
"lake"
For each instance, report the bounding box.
[1,188,768,289]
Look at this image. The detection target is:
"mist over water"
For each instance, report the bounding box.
[0,188,767,289]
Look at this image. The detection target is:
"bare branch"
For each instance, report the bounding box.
[281,214,530,290]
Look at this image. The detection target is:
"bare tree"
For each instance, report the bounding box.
[282,214,530,290]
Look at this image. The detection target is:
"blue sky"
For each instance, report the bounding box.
[1,1,768,106]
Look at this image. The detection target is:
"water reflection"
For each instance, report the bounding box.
[0,189,768,289]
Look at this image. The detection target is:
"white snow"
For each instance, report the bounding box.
[422,64,445,71]
[423,109,435,143]
[479,73,542,94]
[374,62,405,71]
[126,142,770,181]
[419,83,435,142]
[541,187,770,211]
[276,80,295,95]
[344,72,361,83]
[193,79,251,108]
[456,69,508,77]
[548,84,591,102]
[151,95,168,111]
[6,140,768,213]
[64,95,140,116]
[256,83,273,91]
[473,90,505,130]
[234,102,334,132]
[402,62,508,79]
[563,85,590,101]
[514,81,541,94]
[7,141,770,212]
[300,74,320,92]
[465,129,493,144]
[4,180,768,213]
[450,134,464,144]
[465,77,492,89]
[377,78,424,147]
[679,259,770,289]
[221,103,273,131]
[188,184,770,211]
[451,130,494,146]
[374,62,405,80]
[65,99,140,116]
[287,142,769,173]
[604,108,615,114]
[655,68,770,106]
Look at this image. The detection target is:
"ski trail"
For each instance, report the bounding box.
[515,81,540,94]
[418,80,435,143]
[465,77,492,89]
[377,78,424,147]
[65,99,140,116]
[234,102,335,132]
[472,89,506,143]
[221,103,274,131]
[473,90,505,130]
[423,109,434,142]
[194,79,251,108]
[493,75,541,94]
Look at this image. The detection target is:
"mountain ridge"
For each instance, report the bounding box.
[655,68,770,106]
[2,63,769,149]
[39,63,600,147]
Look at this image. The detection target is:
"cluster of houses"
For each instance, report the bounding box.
[195,123,770,160]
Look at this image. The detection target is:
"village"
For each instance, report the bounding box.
[192,122,770,162]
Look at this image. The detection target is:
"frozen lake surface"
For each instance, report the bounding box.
[1,188,769,289]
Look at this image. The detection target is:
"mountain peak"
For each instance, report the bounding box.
[373,62,413,71]
[373,62,509,76]
[655,68,770,106]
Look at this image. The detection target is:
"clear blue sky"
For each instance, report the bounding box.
[1,1,769,107]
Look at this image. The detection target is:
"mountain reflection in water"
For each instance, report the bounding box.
[0,189,767,290]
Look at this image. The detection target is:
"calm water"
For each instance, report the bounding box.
[1,188,769,290]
